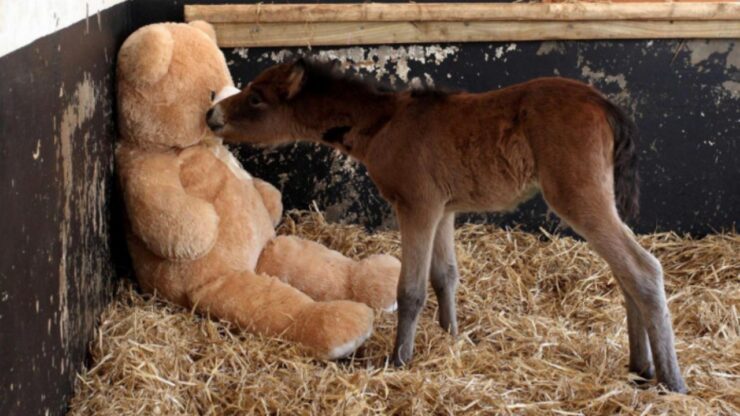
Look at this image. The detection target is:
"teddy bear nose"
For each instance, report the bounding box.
[206,107,224,131]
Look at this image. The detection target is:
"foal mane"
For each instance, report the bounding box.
[298,58,389,97]
[296,58,456,99]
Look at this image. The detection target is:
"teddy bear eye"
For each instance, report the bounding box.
[248,93,263,107]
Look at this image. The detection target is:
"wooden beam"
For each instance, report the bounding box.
[212,21,740,47]
[186,3,740,23]
[186,3,740,46]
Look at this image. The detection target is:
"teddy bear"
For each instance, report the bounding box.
[115,21,400,359]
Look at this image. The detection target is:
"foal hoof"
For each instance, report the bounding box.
[628,366,655,385]
[659,379,689,395]
[391,347,413,368]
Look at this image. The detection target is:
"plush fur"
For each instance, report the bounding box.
[116,22,400,359]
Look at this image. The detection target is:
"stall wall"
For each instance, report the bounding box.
[0,2,133,415]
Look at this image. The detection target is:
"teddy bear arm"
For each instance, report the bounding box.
[122,153,220,260]
[252,178,283,226]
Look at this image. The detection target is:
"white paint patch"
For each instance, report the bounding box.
[536,42,565,56]
[720,81,740,99]
[32,140,42,160]
[581,65,628,90]
[233,47,249,59]
[0,0,127,56]
[685,40,732,66]
[725,46,739,70]
[494,43,518,60]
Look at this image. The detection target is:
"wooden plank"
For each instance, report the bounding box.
[186,3,740,23]
[213,20,740,47]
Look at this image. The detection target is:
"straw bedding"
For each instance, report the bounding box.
[68,211,739,415]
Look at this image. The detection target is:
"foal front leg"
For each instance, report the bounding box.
[392,205,443,366]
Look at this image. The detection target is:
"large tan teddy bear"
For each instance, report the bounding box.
[115,21,400,359]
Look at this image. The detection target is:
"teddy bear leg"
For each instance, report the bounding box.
[256,235,356,302]
[257,235,401,311]
[348,255,401,312]
[186,269,374,359]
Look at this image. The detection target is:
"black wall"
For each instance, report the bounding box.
[0,3,133,415]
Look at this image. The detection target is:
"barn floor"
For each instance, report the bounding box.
[68,211,739,415]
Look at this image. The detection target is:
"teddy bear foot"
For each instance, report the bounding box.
[350,254,401,311]
[327,326,373,360]
[291,300,374,360]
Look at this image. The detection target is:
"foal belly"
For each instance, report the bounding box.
[444,130,537,213]
[447,180,540,213]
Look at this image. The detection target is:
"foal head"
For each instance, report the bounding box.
[207,58,390,147]
[206,60,306,145]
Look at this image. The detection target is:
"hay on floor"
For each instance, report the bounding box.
[68,211,739,415]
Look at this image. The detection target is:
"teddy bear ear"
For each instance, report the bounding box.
[117,25,174,86]
[189,20,218,44]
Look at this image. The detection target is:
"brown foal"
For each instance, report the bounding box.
[207,59,686,393]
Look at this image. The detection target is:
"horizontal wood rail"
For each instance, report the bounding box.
[185,3,740,47]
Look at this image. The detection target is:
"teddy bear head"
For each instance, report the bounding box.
[117,21,237,148]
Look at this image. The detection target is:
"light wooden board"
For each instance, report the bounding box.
[186,3,740,23]
[213,20,740,47]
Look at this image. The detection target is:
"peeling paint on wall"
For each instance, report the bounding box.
[536,41,565,56]
[250,44,459,85]
[56,73,98,347]
[685,40,733,66]
[0,3,127,415]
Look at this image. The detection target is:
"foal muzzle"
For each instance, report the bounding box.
[206,85,240,132]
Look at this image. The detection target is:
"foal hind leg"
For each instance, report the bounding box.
[540,183,686,392]
[430,212,459,336]
[623,286,655,381]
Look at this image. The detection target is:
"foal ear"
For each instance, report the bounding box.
[285,59,306,100]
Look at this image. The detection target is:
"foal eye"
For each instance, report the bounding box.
[248,93,262,107]
[210,91,216,101]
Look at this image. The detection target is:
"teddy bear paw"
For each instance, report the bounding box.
[293,301,374,360]
[383,301,398,313]
[350,254,401,311]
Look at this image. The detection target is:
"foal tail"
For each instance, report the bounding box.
[602,99,640,222]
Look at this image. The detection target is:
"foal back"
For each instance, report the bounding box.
[368,78,634,220]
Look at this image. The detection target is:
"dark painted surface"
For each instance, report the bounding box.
[139,0,739,234]
[0,3,132,415]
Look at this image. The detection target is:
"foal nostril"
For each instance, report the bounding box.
[206,107,224,131]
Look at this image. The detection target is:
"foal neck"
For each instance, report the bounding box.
[304,87,396,158]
